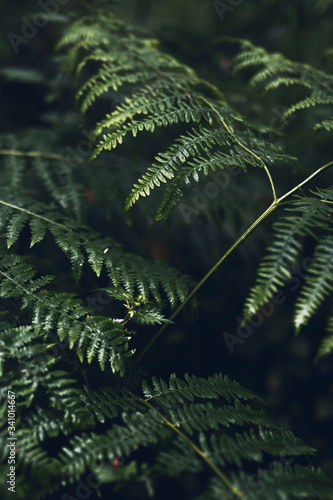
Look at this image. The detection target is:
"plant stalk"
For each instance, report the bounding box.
[133,159,333,369]
[140,397,246,499]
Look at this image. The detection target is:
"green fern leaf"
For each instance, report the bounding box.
[200,465,333,499]
[294,236,333,332]
[234,40,333,130]
[243,197,330,321]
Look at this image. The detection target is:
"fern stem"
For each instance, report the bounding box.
[198,96,277,202]
[134,159,333,367]
[320,200,333,205]
[277,160,333,203]
[0,271,51,308]
[0,199,87,239]
[132,201,278,369]
[139,397,246,500]
[0,150,72,162]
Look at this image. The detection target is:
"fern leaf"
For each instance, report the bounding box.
[6,212,30,247]
[0,186,193,306]
[294,237,333,332]
[234,40,333,130]
[200,465,333,500]
[142,372,262,405]
[198,426,315,468]
[91,100,214,160]
[56,10,297,223]
[0,252,133,374]
[284,94,333,119]
[54,373,328,499]
[316,315,333,360]
[314,116,333,131]
[29,217,48,247]
[125,125,231,211]
[92,81,195,139]
[243,197,330,321]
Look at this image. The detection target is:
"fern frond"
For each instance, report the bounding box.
[0,182,193,305]
[0,248,194,371]
[243,196,331,321]
[0,252,133,373]
[57,12,294,220]
[294,236,333,332]
[199,465,333,500]
[0,135,86,221]
[316,316,333,359]
[155,437,202,476]
[153,128,292,220]
[314,116,333,131]
[142,372,262,404]
[58,13,196,116]
[244,185,333,358]
[91,80,197,139]
[0,189,88,280]
[55,373,329,499]
[0,329,142,497]
[104,253,193,308]
[91,98,214,160]
[56,12,123,76]
[198,426,315,468]
[234,40,333,129]
[2,7,333,499]
[32,155,83,221]
[1,361,331,499]
[284,94,333,119]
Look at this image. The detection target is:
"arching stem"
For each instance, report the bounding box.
[132,201,277,369]
[139,397,246,500]
[132,159,333,369]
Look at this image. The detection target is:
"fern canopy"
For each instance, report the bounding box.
[2,370,331,499]
[1,2,333,499]
[57,11,294,220]
[233,39,333,131]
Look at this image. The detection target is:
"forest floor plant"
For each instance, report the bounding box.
[1,1,333,499]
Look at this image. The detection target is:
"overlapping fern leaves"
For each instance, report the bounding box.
[0,251,133,373]
[233,39,333,131]
[0,150,193,303]
[233,39,333,356]
[1,4,333,499]
[57,10,294,220]
[0,233,193,372]
[0,143,195,376]
[243,188,333,357]
[198,465,333,500]
[2,369,332,499]
[56,8,333,360]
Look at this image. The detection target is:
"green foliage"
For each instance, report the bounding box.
[233,39,333,131]
[1,1,333,499]
[237,39,333,356]
[198,465,333,500]
[57,10,294,220]
[3,367,332,499]
[243,191,333,355]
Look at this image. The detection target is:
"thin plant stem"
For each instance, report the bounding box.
[132,201,277,369]
[199,96,278,202]
[139,397,246,500]
[277,160,333,203]
[0,200,82,237]
[0,150,70,161]
[133,159,333,369]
